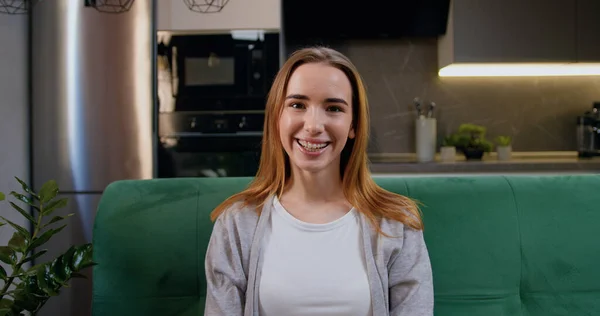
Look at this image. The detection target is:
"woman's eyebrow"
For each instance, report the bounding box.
[285,94,348,106]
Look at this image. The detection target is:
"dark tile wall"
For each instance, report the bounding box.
[288,38,600,153]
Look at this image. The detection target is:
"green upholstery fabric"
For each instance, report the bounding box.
[92,175,600,316]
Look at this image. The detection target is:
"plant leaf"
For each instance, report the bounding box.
[8,202,35,225]
[0,247,16,266]
[41,198,68,216]
[0,217,30,241]
[0,265,6,281]
[0,299,12,309]
[70,272,87,279]
[38,180,59,203]
[0,298,13,316]
[8,192,33,207]
[36,267,56,297]
[71,244,95,271]
[12,279,45,312]
[14,177,38,200]
[13,275,49,315]
[41,214,73,229]
[54,254,71,284]
[24,263,44,275]
[8,232,27,253]
[22,250,47,265]
[27,225,66,251]
[0,192,4,201]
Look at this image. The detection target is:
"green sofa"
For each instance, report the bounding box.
[92,174,600,315]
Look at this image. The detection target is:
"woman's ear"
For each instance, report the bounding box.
[349,126,355,139]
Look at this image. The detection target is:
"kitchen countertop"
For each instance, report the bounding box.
[368,151,600,175]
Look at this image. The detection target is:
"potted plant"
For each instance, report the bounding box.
[0,177,95,315]
[495,136,512,161]
[453,123,494,160]
[440,134,459,162]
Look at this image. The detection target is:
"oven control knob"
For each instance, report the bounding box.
[239,116,247,129]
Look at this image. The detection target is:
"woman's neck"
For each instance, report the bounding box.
[284,167,345,203]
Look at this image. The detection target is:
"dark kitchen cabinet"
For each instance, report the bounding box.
[441,0,576,65]
[576,0,600,62]
[439,0,600,70]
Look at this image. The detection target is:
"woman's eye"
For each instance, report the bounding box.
[327,106,343,112]
[289,103,305,109]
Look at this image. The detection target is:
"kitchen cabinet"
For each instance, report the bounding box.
[438,0,600,69]
[157,0,280,32]
[576,0,600,62]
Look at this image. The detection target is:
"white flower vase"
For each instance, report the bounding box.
[497,145,512,161]
[440,146,456,163]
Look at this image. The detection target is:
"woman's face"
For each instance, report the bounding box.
[278,62,355,175]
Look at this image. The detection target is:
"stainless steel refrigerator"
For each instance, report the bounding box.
[31,1,155,315]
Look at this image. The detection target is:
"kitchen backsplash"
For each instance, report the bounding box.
[288,39,600,153]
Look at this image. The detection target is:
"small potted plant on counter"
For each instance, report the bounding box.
[454,123,494,160]
[440,134,459,163]
[495,135,512,161]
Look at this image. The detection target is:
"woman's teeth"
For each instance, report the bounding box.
[297,139,329,151]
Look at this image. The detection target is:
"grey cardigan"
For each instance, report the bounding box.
[204,195,434,316]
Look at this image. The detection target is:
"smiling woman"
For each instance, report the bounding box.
[204,47,434,316]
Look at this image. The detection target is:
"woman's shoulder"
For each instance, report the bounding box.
[213,197,263,228]
[374,209,422,233]
[376,216,409,238]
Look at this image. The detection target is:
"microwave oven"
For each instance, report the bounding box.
[161,31,280,111]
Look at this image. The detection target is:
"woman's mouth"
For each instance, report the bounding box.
[296,139,330,153]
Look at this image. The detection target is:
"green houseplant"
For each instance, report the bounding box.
[453,123,494,160]
[0,177,95,315]
[495,135,513,161]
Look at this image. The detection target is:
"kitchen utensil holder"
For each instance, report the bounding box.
[416,117,436,162]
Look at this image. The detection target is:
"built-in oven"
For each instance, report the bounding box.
[156,30,279,178]
[157,111,264,178]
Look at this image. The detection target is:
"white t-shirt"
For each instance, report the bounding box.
[258,196,372,316]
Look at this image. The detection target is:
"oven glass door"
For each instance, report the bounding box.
[158,134,262,178]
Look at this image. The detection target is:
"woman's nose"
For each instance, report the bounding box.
[304,108,324,134]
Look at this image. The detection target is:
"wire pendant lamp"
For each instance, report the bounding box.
[84,0,134,14]
[0,0,32,15]
[184,0,229,13]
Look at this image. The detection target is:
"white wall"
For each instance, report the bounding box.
[0,14,29,244]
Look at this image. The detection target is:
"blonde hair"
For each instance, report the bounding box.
[210,46,423,233]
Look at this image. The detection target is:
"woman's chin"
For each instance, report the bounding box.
[290,153,338,174]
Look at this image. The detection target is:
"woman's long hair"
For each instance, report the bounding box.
[210,46,423,233]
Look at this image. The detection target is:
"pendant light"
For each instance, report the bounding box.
[0,0,33,15]
[183,0,229,13]
[84,0,134,14]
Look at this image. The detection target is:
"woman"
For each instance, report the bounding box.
[204,47,433,316]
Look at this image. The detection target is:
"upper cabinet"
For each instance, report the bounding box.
[438,0,600,69]
[157,0,281,32]
[576,0,600,62]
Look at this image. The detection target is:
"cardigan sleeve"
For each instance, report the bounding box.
[388,226,434,315]
[204,216,247,316]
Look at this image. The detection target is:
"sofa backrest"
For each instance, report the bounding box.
[92,174,600,316]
